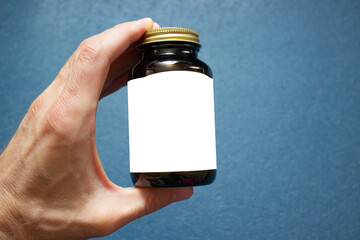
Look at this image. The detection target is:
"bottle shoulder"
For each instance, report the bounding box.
[130,57,212,79]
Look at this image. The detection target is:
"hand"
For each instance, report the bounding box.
[0,18,193,240]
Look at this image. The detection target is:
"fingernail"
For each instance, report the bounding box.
[138,17,153,30]
[153,22,160,29]
[174,187,194,202]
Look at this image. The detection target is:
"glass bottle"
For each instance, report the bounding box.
[128,28,216,187]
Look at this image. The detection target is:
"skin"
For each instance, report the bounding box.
[0,18,193,240]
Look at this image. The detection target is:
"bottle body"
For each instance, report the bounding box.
[128,41,216,187]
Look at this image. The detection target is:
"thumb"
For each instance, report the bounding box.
[106,187,193,231]
[124,187,193,216]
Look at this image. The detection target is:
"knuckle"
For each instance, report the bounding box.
[41,97,72,139]
[40,93,94,140]
[28,95,45,116]
[77,38,99,63]
[42,112,67,139]
[22,94,47,129]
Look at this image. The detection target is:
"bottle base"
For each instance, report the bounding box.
[131,169,216,187]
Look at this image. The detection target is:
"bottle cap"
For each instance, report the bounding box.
[139,27,200,46]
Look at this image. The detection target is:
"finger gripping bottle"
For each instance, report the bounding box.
[128,27,216,187]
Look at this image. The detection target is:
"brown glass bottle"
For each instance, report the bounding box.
[128,28,216,187]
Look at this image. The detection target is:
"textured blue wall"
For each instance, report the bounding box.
[1,0,360,239]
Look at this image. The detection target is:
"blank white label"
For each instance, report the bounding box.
[128,71,217,173]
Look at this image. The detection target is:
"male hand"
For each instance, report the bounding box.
[0,18,193,240]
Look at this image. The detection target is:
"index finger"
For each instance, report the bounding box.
[60,18,154,104]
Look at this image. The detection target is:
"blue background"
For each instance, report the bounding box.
[1,0,359,239]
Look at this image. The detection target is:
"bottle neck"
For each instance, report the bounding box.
[139,42,200,60]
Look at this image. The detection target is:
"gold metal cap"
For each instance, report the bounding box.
[139,27,200,46]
